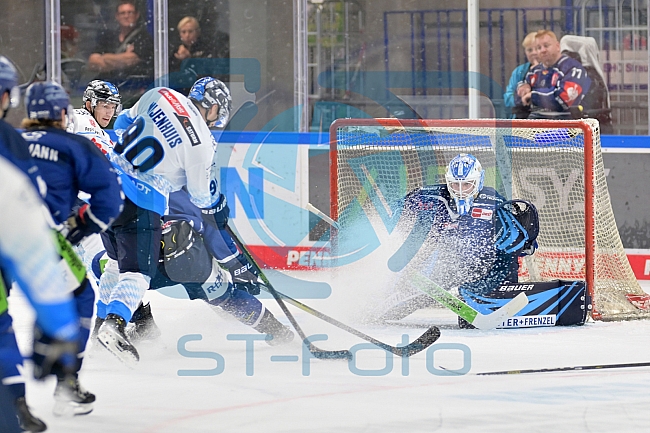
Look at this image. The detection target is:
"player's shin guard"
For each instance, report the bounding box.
[73,279,95,365]
[97,258,119,311]
[105,272,151,322]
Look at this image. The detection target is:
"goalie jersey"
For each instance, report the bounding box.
[392,185,520,295]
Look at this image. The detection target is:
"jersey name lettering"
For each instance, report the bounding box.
[28,143,59,161]
[147,102,182,148]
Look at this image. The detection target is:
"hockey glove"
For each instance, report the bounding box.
[161,220,196,261]
[201,194,230,230]
[224,253,261,296]
[494,200,539,255]
[32,325,78,380]
[66,203,103,245]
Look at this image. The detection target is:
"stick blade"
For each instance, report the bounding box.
[403,326,441,356]
[311,349,353,360]
[471,292,529,330]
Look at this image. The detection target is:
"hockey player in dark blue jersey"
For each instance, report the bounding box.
[516,30,591,118]
[0,57,47,199]
[0,58,83,431]
[18,81,124,416]
[376,153,538,322]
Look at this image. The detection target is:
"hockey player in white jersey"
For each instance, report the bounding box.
[68,80,163,340]
[96,77,232,364]
[67,79,122,155]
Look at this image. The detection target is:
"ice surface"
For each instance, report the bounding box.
[8,279,650,433]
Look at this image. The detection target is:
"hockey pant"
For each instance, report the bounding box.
[98,198,161,322]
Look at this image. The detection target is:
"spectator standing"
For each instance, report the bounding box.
[504,32,539,118]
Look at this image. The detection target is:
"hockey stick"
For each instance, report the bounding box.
[225,224,352,360]
[411,273,528,330]
[478,361,650,376]
[306,203,340,230]
[257,282,441,357]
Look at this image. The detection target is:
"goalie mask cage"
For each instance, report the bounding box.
[330,118,648,321]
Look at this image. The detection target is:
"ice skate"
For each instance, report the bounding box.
[15,396,47,431]
[127,302,161,342]
[254,310,295,346]
[97,313,140,365]
[53,375,95,417]
[91,316,104,340]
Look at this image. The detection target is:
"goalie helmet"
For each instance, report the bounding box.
[82,80,122,116]
[188,77,232,128]
[445,153,485,215]
[25,81,73,122]
[0,56,20,109]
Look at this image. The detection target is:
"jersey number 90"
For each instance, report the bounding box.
[114,116,164,172]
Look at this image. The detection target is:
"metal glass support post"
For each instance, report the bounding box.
[468,0,480,119]
[45,0,61,83]
[294,0,309,132]
[153,0,169,88]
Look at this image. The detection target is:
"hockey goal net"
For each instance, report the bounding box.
[330,118,648,321]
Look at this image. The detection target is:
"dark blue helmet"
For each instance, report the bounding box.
[188,77,232,128]
[0,56,20,108]
[25,81,71,121]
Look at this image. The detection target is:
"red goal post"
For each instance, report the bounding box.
[329,118,649,321]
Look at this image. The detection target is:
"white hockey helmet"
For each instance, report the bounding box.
[445,153,485,215]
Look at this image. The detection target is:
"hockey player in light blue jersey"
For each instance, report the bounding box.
[96,77,233,365]
[18,81,124,416]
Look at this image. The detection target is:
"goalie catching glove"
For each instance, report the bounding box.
[494,199,539,255]
[65,203,104,245]
[223,253,262,296]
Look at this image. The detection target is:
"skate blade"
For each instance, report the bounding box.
[97,328,140,366]
[53,400,94,417]
[126,324,162,342]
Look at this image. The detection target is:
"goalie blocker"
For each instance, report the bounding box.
[458,280,591,329]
